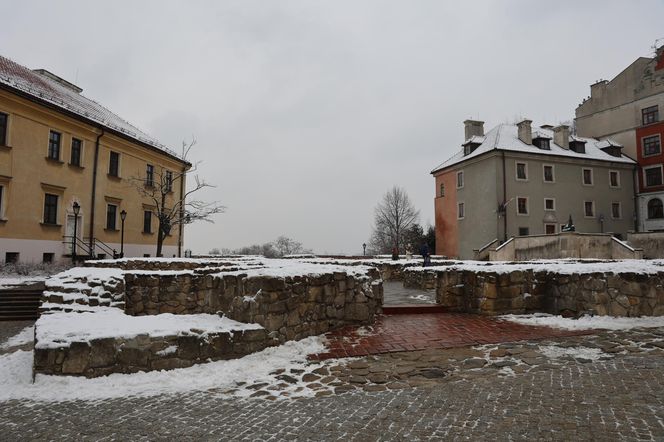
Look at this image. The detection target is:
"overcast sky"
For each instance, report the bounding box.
[2,1,663,254]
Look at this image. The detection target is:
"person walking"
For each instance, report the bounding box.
[419,243,430,267]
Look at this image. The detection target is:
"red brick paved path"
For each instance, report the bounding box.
[311,313,594,360]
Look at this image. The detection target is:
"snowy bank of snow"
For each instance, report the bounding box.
[0,336,328,402]
[0,276,46,289]
[413,259,664,275]
[35,311,262,349]
[501,313,664,330]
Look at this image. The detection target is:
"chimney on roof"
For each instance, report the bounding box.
[589,80,607,99]
[553,125,570,149]
[463,120,484,140]
[517,119,532,145]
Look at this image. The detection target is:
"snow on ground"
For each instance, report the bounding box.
[0,336,330,402]
[0,276,46,289]
[0,326,34,349]
[537,345,605,361]
[419,259,664,275]
[35,311,263,348]
[501,313,664,330]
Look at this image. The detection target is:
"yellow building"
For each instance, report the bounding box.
[0,55,190,263]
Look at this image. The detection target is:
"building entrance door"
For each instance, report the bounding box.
[65,214,82,254]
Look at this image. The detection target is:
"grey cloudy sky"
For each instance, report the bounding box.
[3,1,663,254]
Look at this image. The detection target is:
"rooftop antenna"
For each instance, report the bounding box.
[653,38,664,55]
[74,68,79,85]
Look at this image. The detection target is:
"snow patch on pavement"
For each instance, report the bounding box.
[0,336,329,402]
[501,314,664,330]
[0,326,34,349]
[538,345,605,361]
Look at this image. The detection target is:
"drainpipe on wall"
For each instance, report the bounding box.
[502,150,507,242]
[633,165,639,232]
[89,128,105,254]
[178,165,186,257]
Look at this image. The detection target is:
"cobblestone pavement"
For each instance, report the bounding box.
[2,327,664,440]
[383,281,435,305]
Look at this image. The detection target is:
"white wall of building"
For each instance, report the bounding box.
[638,192,664,232]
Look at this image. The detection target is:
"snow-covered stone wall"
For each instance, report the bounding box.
[434,265,664,317]
[123,270,383,344]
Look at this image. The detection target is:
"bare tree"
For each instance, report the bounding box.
[129,139,225,257]
[368,186,419,254]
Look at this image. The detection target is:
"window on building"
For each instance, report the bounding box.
[439,183,445,197]
[42,253,54,263]
[146,164,154,187]
[518,227,529,236]
[516,162,527,180]
[544,198,555,211]
[43,194,58,224]
[611,202,622,219]
[0,185,4,218]
[584,201,595,218]
[5,252,18,264]
[545,224,556,234]
[643,135,661,157]
[143,210,152,233]
[456,171,464,189]
[609,170,620,188]
[543,165,554,182]
[106,204,117,230]
[457,202,465,219]
[70,138,82,166]
[642,105,659,125]
[109,151,120,176]
[582,168,593,185]
[645,166,663,187]
[165,170,173,192]
[533,138,550,150]
[648,198,664,219]
[517,197,528,215]
[48,131,61,160]
[0,112,7,146]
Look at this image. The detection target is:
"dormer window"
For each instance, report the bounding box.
[569,140,586,154]
[463,143,479,155]
[533,138,550,150]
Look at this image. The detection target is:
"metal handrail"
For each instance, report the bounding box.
[62,235,95,257]
[93,238,117,258]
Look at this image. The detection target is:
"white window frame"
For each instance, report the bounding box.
[609,170,620,188]
[542,164,555,183]
[611,202,622,219]
[643,164,664,188]
[516,196,529,216]
[457,201,465,219]
[515,161,528,181]
[544,198,555,211]
[642,134,662,158]
[456,170,464,189]
[583,200,595,218]
[582,168,594,186]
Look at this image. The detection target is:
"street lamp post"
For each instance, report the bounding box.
[120,210,127,258]
[72,202,80,261]
[362,243,367,256]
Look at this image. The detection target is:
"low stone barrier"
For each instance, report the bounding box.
[403,270,437,290]
[34,327,270,377]
[124,270,383,343]
[434,264,664,317]
[34,259,384,377]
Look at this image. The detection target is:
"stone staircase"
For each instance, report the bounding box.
[0,285,44,321]
[40,271,125,314]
